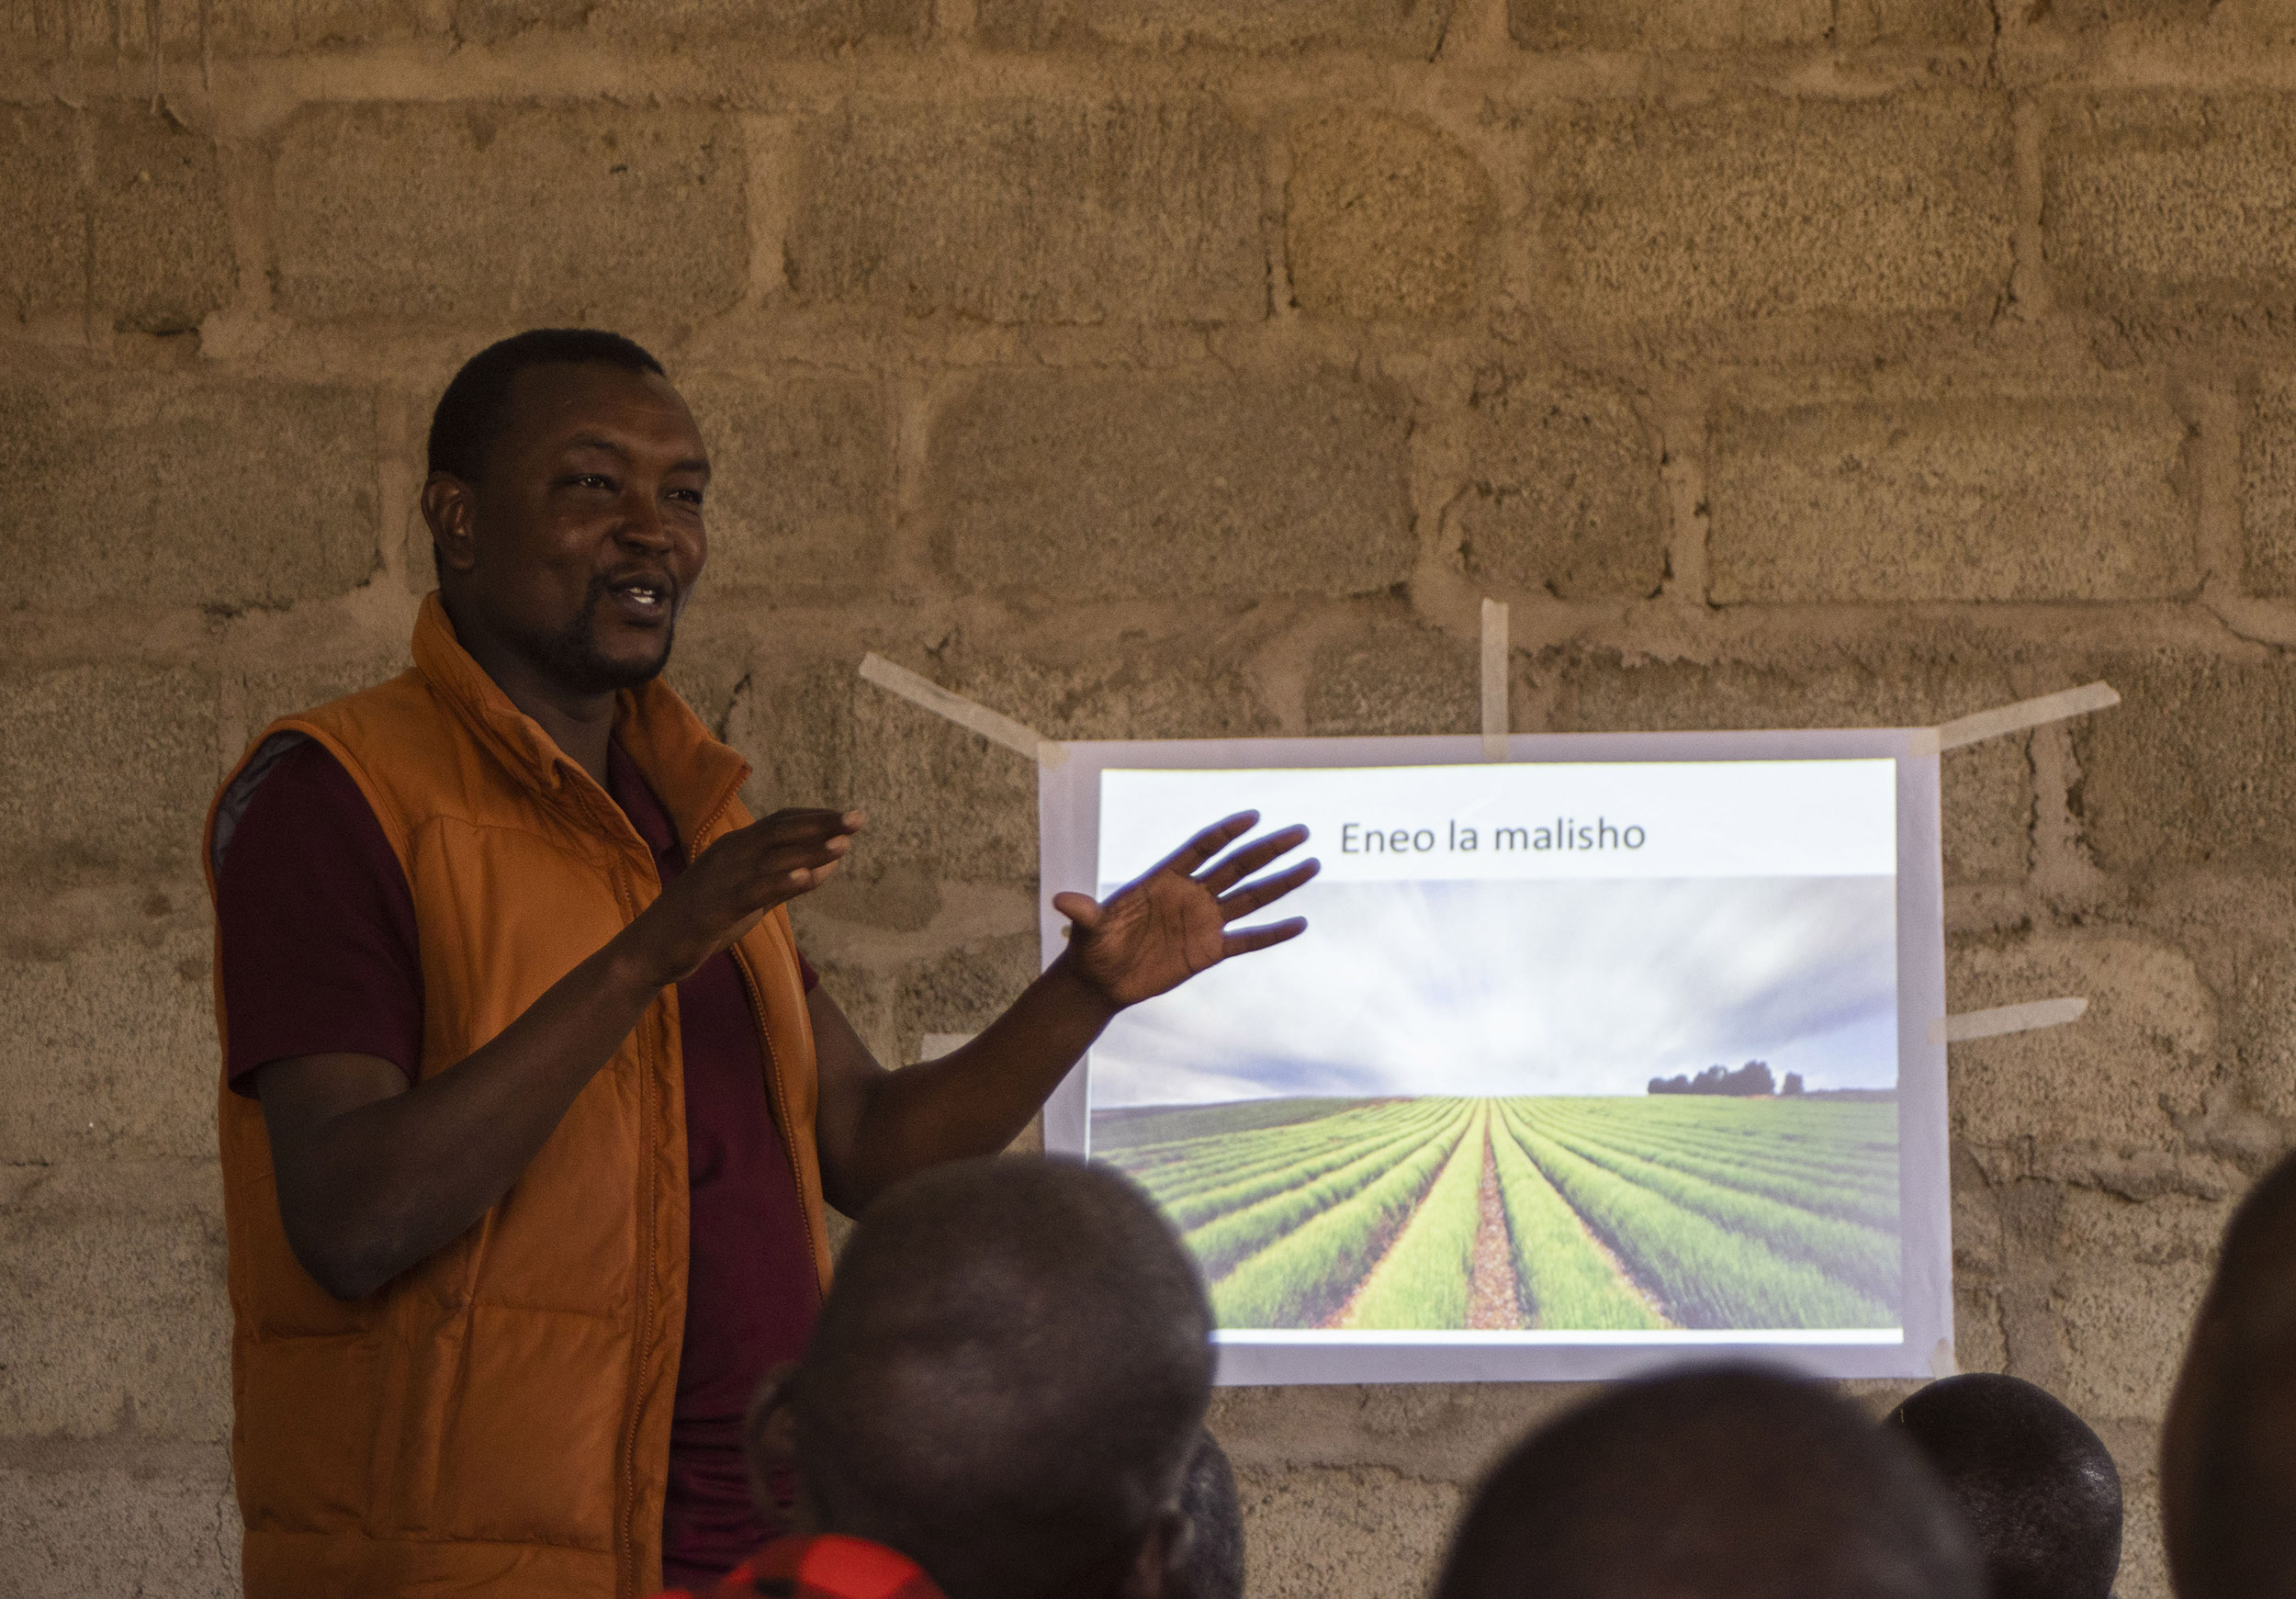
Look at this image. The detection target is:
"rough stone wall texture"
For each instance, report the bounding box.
[4,1,2292,1593]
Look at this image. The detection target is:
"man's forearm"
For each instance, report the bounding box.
[264,932,668,1299]
[828,955,1120,1211]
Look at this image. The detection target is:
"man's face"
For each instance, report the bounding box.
[439,361,711,695]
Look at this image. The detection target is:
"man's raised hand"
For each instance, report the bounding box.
[629,807,864,985]
[1052,811,1318,1009]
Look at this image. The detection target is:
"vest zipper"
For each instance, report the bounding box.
[615,861,654,1599]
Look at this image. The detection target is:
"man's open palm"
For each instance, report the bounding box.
[1052,812,1318,1008]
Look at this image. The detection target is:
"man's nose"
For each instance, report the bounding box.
[617,487,673,549]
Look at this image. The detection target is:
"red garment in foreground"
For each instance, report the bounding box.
[658,1535,948,1599]
[214,736,825,1583]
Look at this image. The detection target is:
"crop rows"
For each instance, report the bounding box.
[1096,1095,1903,1334]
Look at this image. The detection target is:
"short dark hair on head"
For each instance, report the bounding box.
[1435,1366,1983,1599]
[1886,1373,2121,1599]
[793,1156,1214,1599]
[1171,1431,1244,1599]
[425,327,665,485]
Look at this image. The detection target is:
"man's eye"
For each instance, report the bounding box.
[670,489,704,507]
[560,473,614,491]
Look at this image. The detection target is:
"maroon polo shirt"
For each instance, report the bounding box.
[215,737,824,1586]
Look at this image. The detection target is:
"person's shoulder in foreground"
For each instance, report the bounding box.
[665,1534,946,1599]
[1886,1371,2121,1599]
[2164,1142,2296,1599]
[726,1154,1218,1599]
[1434,1364,1983,1599]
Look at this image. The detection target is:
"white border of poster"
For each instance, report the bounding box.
[1037,729,1951,1386]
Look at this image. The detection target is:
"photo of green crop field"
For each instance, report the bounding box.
[1094,1095,1901,1332]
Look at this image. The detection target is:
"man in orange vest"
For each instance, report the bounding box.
[204,328,1317,1599]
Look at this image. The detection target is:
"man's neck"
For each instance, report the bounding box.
[442,598,617,787]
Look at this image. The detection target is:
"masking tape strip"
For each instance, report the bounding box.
[1480,598,1510,762]
[859,653,1068,769]
[1910,681,2120,757]
[1925,996,2088,1047]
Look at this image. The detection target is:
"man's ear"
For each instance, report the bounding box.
[1118,1504,1190,1599]
[744,1362,813,1539]
[422,472,480,578]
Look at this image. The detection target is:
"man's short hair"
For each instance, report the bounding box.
[1885,1373,2121,1599]
[425,327,665,486]
[1170,1431,1244,1599]
[791,1156,1214,1599]
[2163,1149,2296,1599]
[1435,1366,1983,1599]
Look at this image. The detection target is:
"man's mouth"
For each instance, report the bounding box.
[603,572,674,623]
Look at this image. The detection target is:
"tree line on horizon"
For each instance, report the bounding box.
[1647,1062,1805,1098]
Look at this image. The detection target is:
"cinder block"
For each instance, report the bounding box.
[0,1161,231,1439]
[89,110,235,332]
[931,367,1414,599]
[2241,372,2296,594]
[1286,111,1494,322]
[272,103,746,324]
[1544,651,2030,884]
[2070,652,2296,874]
[728,646,1277,890]
[1449,374,1667,599]
[1947,934,2216,1154]
[453,0,927,45]
[2045,93,2296,319]
[976,0,1452,51]
[1536,94,2012,330]
[1211,1380,1588,1482]
[680,375,894,598]
[0,663,219,879]
[787,102,1264,323]
[2120,1467,2168,1599]
[801,935,1041,1075]
[1709,396,2198,602]
[1307,621,1479,736]
[0,372,377,612]
[2052,1188,2225,1422]
[0,929,217,1165]
[3,0,426,53]
[1,1444,239,1598]
[1232,1464,1462,1599]
[1510,0,1986,49]
[1,106,83,321]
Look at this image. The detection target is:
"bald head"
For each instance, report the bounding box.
[1435,1368,1982,1599]
[2164,1150,2296,1599]
[1886,1373,2120,1599]
[792,1156,1214,1599]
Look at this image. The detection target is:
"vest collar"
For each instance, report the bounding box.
[411,591,753,855]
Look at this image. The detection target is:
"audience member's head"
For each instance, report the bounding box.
[1434,1365,1982,1599]
[1169,1431,1244,1599]
[775,1155,1215,1599]
[2163,1148,2296,1599]
[1884,1372,2120,1599]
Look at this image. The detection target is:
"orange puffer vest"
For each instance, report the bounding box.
[203,594,832,1599]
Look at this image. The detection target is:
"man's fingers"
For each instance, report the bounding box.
[1196,824,1310,895]
[1216,859,1321,921]
[1147,811,1260,880]
[1221,917,1308,958]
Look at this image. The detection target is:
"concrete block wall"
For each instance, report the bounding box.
[6,1,2295,1593]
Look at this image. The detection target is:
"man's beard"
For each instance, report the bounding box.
[518,575,676,695]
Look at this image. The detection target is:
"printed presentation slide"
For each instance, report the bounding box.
[1039,732,1951,1385]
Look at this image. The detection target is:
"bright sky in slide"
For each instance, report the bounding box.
[1088,760,1903,1108]
[1089,875,1900,1107]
